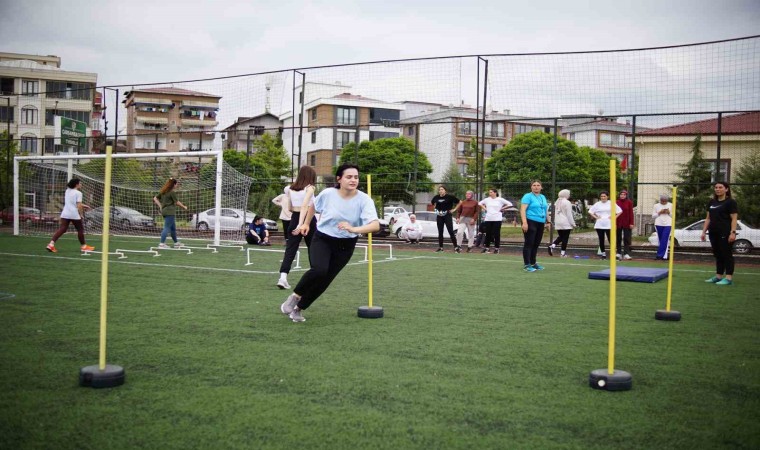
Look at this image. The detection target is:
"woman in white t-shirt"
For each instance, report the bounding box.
[46,178,94,253]
[478,188,512,254]
[652,194,673,260]
[277,165,318,290]
[588,191,622,260]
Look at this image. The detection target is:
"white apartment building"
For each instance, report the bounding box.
[0,52,97,154]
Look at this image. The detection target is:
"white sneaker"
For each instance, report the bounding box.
[174,241,184,248]
[616,253,622,261]
[623,254,632,260]
[280,294,298,315]
[158,243,170,249]
[277,278,291,290]
[289,308,305,322]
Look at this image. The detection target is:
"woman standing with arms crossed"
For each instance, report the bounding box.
[478,188,512,254]
[153,177,188,249]
[701,181,738,286]
[548,189,575,257]
[277,165,318,290]
[520,180,550,272]
[46,178,95,253]
[280,164,380,323]
[430,185,460,253]
[652,194,673,260]
[588,191,622,260]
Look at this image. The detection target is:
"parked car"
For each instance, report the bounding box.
[0,207,58,225]
[190,208,277,231]
[85,206,156,229]
[383,206,409,224]
[648,219,758,254]
[390,211,441,239]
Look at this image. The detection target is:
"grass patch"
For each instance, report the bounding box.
[0,233,758,449]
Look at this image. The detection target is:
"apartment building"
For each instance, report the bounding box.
[222,113,281,151]
[281,82,403,177]
[0,52,97,154]
[122,87,221,153]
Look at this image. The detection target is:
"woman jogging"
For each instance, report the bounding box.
[520,180,550,272]
[430,185,460,253]
[46,178,95,253]
[153,177,188,249]
[701,181,738,286]
[277,165,318,290]
[280,164,380,322]
[548,189,575,257]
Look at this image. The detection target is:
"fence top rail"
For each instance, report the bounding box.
[14,150,222,162]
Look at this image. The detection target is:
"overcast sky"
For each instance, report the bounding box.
[1,0,759,130]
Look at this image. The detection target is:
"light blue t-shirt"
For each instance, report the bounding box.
[521,192,549,223]
[314,188,379,238]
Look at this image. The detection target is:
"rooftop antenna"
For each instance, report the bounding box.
[265,81,271,113]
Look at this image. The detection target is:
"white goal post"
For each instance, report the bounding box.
[13,150,253,246]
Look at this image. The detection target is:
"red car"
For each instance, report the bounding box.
[0,207,59,225]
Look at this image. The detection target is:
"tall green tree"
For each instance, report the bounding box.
[251,134,291,180]
[0,131,20,209]
[734,149,760,227]
[440,164,471,199]
[578,146,624,197]
[339,137,434,205]
[675,136,712,226]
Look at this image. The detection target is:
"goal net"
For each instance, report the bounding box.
[13,151,253,245]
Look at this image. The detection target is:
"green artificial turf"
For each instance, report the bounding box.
[0,233,758,449]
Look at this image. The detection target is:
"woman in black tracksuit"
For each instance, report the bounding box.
[430,185,460,253]
[701,181,739,285]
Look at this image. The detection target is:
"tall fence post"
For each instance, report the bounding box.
[716,112,723,181]
[550,118,558,243]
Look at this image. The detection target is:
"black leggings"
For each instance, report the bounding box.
[596,229,611,254]
[709,230,735,276]
[483,221,501,248]
[522,219,545,265]
[279,211,316,274]
[616,228,632,255]
[436,213,458,248]
[294,231,358,310]
[552,229,572,251]
[51,218,85,245]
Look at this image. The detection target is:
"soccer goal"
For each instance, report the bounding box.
[13,151,253,246]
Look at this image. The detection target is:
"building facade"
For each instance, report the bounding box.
[0,52,97,154]
[222,113,282,151]
[122,87,221,153]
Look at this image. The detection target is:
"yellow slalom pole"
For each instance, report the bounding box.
[367,174,374,308]
[608,159,617,375]
[98,145,114,370]
[665,186,678,311]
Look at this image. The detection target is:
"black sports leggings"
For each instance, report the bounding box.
[552,229,572,251]
[708,229,735,276]
[436,213,458,248]
[522,219,545,265]
[596,229,611,254]
[279,211,316,274]
[483,221,502,248]
[294,231,358,310]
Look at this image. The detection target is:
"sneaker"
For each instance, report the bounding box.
[533,263,544,270]
[174,241,184,248]
[560,253,568,258]
[493,248,499,254]
[435,247,444,253]
[523,264,537,272]
[81,245,95,252]
[405,240,411,244]
[46,243,57,253]
[623,254,632,260]
[548,244,554,256]
[616,253,622,261]
[158,243,170,249]
[466,247,472,253]
[277,278,291,290]
[715,278,733,286]
[705,276,721,283]
[481,248,489,254]
[455,246,462,253]
[289,308,306,322]
[280,294,299,315]
[600,253,607,260]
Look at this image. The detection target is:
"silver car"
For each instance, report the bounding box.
[190,208,277,231]
[648,219,757,254]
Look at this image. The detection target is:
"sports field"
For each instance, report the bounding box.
[1,233,758,449]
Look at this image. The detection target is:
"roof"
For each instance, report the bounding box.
[562,119,646,133]
[222,113,281,131]
[125,87,221,99]
[332,93,382,102]
[0,60,61,71]
[639,112,760,136]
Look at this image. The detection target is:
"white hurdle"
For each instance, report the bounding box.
[206,243,245,253]
[355,243,394,262]
[245,247,301,269]
[81,249,124,258]
[115,249,161,259]
[150,246,193,254]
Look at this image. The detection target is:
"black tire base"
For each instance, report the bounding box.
[357,306,384,319]
[589,369,632,391]
[79,364,126,388]
[655,309,681,321]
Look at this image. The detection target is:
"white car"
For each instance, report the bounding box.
[190,208,277,231]
[390,211,441,240]
[648,219,758,254]
[383,206,409,223]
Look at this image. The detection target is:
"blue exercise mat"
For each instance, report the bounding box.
[588,267,669,283]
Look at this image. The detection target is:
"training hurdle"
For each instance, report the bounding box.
[245,247,301,268]
[115,249,160,259]
[150,246,193,254]
[206,243,245,253]
[82,249,124,258]
[356,242,394,262]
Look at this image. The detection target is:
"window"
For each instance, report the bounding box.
[336,107,356,126]
[336,131,354,149]
[298,113,302,126]
[22,80,39,96]
[406,126,415,136]
[310,154,316,166]
[0,106,13,123]
[311,108,317,121]
[22,106,38,125]
[20,134,37,153]
[45,109,89,126]
[369,131,397,141]
[0,78,13,95]
[457,141,467,156]
[706,160,730,182]
[458,163,469,176]
[47,81,93,100]
[145,140,153,149]
[492,123,505,137]
[369,108,400,126]
[311,132,316,144]
[299,91,303,104]
[599,132,624,147]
